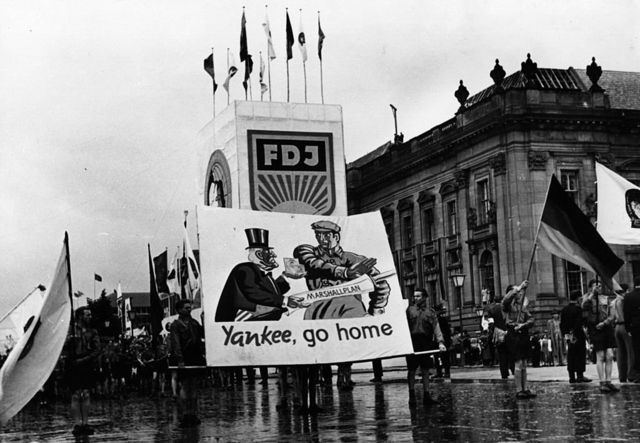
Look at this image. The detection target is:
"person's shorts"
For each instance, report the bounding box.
[406,353,433,371]
[590,325,616,352]
[66,360,97,391]
[505,330,529,361]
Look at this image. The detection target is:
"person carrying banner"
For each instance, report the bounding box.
[293,220,390,319]
[67,306,101,436]
[170,299,205,427]
[582,279,619,393]
[484,290,513,379]
[215,228,307,322]
[406,288,446,406]
[502,280,536,399]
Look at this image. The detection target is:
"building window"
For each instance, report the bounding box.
[477,179,491,225]
[479,250,495,300]
[401,213,413,249]
[422,207,435,242]
[561,170,579,203]
[565,261,586,295]
[445,200,458,236]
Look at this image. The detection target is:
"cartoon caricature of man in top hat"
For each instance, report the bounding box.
[625,189,640,228]
[214,228,308,322]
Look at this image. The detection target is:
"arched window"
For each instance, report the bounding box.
[479,250,495,299]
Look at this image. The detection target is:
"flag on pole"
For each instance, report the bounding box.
[147,245,164,348]
[286,11,294,60]
[0,234,72,425]
[318,15,325,60]
[536,175,624,283]
[240,10,249,62]
[222,53,238,93]
[262,10,276,60]
[94,273,102,282]
[203,53,218,92]
[183,227,202,305]
[153,250,170,294]
[167,247,180,295]
[595,161,640,244]
[298,13,308,62]
[259,52,268,95]
[243,55,253,93]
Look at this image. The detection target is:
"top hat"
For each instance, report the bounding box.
[245,228,272,249]
[310,220,341,233]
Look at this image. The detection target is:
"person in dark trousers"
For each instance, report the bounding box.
[623,275,640,382]
[434,304,452,378]
[68,307,101,437]
[484,291,513,379]
[560,290,591,383]
[406,288,446,406]
[170,299,206,427]
[371,359,384,383]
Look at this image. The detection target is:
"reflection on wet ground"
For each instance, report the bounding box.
[4,372,640,441]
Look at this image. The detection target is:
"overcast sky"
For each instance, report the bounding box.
[1,0,638,314]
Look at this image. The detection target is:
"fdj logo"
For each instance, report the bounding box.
[247,130,335,215]
[257,141,326,172]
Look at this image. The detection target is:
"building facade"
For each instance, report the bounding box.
[346,56,640,332]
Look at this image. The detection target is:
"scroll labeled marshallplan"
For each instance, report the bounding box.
[199,207,412,366]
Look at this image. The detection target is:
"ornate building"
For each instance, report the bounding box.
[346,56,640,331]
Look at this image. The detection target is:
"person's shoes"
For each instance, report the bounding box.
[605,382,620,392]
[569,379,577,384]
[72,425,83,436]
[576,376,592,383]
[600,382,612,393]
[523,390,537,398]
[370,377,383,383]
[516,391,529,399]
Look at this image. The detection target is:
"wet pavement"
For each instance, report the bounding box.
[3,364,640,442]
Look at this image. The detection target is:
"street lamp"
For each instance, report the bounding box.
[450,273,466,332]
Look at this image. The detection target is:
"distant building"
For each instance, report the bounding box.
[346,56,640,331]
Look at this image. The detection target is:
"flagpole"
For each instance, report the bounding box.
[260,51,264,102]
[226,48,230,105]
[527,177,554,280]
[318,11,324,104]
[265,5,272,101]
[286,8,290,103]
[300,9,307,104]
[65,232,76,342]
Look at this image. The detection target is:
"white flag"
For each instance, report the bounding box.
[222,53,238,93]
[596,161,640,244]
[262,11,276,60]
[298,14,308,62]
[0,235,72,424]
[167,247,180,295]
[183,227,202,305]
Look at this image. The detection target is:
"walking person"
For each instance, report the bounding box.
[67,307,101,436]
[434,304,452,378]
[503,280,536,399]
[484,291,513,379]
[560,290,591,383]
[170,299,206,427]
[582,279,619,393]
[611,284,634,383]
[406,288,446,406]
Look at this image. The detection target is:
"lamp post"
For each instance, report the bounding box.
[450,273,466,333]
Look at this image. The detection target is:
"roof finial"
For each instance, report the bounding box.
[586,57,604,93]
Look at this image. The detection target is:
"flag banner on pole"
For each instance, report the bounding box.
[94,273,102,282]
[298,14,308,62]
[203,54,217,92]
[243,55,253,92]
[537,175,624,282]
[262,10,276,60]
[153,250,170,294]
[240,10,248,63]
[286,11,294,60]
[596,161,640,244]
[0,236,72,425]
[167,248,180,295]
[259,53,268,94]
[183,228,202,307]
[223,53,238,92]
[318,15,325,60]
[0,288,45,349]
[147,245,164,347]
[199,206,411,367]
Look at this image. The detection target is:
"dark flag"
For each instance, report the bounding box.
[286,11,294,60]
[240,10,249,62]
[204,54,218,92]
[537,175,624,285]
[318,16,325,60]
[147,244,164,348]
[153,250,170,294]
[94,273,102,282]
[242,54,253,92]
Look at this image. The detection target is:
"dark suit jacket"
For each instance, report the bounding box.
[623,287,640,331]
[560,302,586,340]
[214,262,290,322]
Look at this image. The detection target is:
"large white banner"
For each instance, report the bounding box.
[199,207,412,366]
[596,161,640,244]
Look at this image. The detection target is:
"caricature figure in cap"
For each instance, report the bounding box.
[293,220,390,319]
[214,228,307,322]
